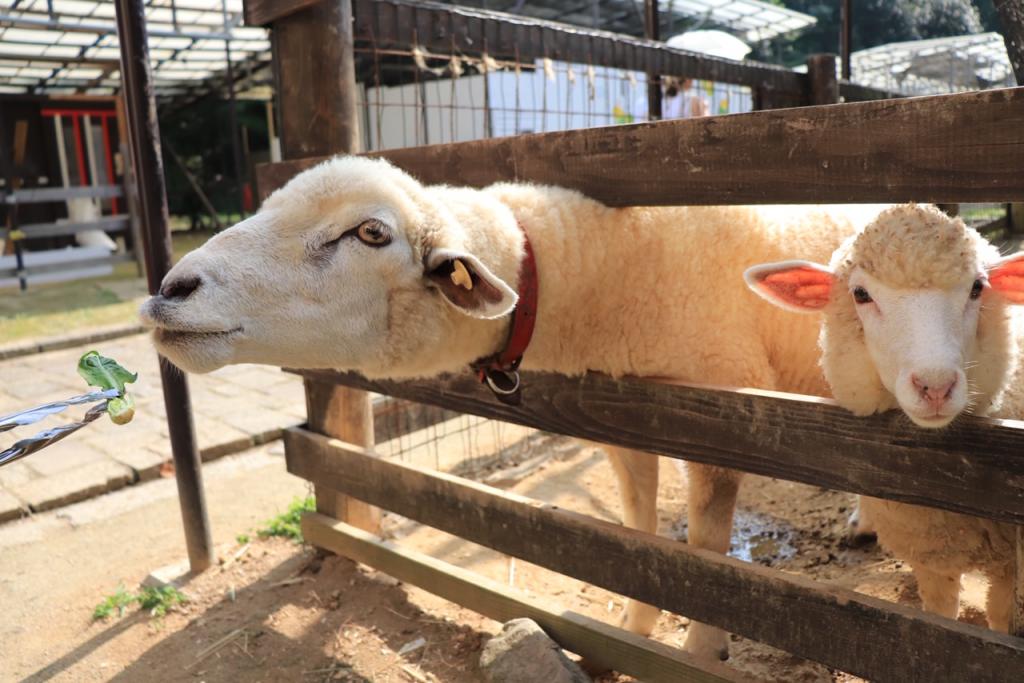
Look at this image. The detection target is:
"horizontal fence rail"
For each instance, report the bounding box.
[352,0,805,101]
[289,369,1024,526]
[257,86,1024,205]
[18,216,130,239]
[304,513,748,683]
[285,428,1024,683]
[0,253,132,280]
[2,185,124,204]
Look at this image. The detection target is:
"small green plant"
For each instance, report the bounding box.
[256,496,315,542]
[92,584,136,620]
[92,585,188,621]
[236,533,251,544]
[137,585,189,617]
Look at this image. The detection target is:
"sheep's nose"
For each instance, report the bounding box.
[911,372,957,407]
[159,276,201,301]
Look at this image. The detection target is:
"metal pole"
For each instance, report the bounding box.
[114,0,215,572]
[840,0,851,81]
[644,0,661,121]
[994,0,1024,85]
[222,0,246,218]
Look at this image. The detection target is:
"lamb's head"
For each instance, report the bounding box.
[746,204,1024,428]
[140,156,521,376]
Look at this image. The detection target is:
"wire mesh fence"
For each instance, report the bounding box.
[354,44,753,151]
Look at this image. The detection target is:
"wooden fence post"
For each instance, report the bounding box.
[806,54,839,106]
[994,3,1024,635]
[269,0,380,533]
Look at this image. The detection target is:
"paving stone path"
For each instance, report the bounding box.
[0,332,306,521]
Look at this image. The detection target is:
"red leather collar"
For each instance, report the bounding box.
[470,224,538,405]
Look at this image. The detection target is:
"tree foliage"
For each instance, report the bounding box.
[752,0,998,67]
[159,97,269,228]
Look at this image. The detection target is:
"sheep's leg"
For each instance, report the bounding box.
[683,463,743,661]
[845,496,878,547]
[606,447,661,636]
[913,565,961,620]
[985,571,1013,632]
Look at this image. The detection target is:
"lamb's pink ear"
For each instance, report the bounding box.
[744,260,835,313]
[989,252,1024,304]
[425,248,518,319]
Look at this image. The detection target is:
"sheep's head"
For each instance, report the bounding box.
[140,156,520,376]
[746,204,1024,428]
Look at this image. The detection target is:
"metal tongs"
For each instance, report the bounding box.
[0,388,120,467]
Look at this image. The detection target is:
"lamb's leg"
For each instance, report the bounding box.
[606,447,661,636]
[683,463,743,661]
[914,565,961,620]
[985,571,1013,632]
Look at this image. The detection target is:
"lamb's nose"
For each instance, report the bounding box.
[911,373,957,407]
[159,276,201,300]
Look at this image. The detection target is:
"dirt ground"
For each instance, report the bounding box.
[0,430,993,683]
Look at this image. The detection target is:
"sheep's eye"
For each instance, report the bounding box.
[970,279,984,300]
[852,286,872,304]
[356,219,391,247]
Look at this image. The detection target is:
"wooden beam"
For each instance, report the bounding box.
[806,54,838,106]
[272,0,360,160]
[269,0,379,532]
[243,0,322,26]
[303,513,750,683]
[285,431,1024,683]
[1014,526,1024,637]
[305,380,380,532]
[257,86,1024,205]
[287,369,1024,526]
[351,0,804,99]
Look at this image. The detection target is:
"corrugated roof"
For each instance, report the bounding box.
[0,0,269,98]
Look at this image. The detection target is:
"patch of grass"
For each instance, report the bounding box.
[0,227,217,345]
[236,533,250,544]
[92,584,188,621]
[92,584,136,620]
[962,206,1006,223]
[137,585,189,617]
[256,496,315,542]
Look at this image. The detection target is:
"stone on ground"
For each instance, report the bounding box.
[479,618,591,683]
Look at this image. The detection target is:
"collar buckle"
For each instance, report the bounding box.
[481,367,521,406]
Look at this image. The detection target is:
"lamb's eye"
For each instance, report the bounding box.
[356,219,391,247]
[970,279,984,300]
[852,286,872,304]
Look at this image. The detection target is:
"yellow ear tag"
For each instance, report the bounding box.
[451,259,473,290]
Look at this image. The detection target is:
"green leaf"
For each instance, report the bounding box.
[78,351,138,395]
[78,351,138,424]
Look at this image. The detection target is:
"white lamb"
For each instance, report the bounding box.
[746,203,1024,631]
[140,155,886,659]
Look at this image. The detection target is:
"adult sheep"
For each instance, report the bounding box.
[746,203,1024,631]
[141,155,884,659]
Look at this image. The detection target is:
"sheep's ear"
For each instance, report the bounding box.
[988,252,1024,304]
[425,249,518,319]
[744,260,835,313]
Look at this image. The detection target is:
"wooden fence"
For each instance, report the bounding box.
[246,1,1024,680]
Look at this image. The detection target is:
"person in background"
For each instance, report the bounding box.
[661,76,709,118]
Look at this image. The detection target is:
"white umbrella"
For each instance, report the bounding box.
[666,30,751,62]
